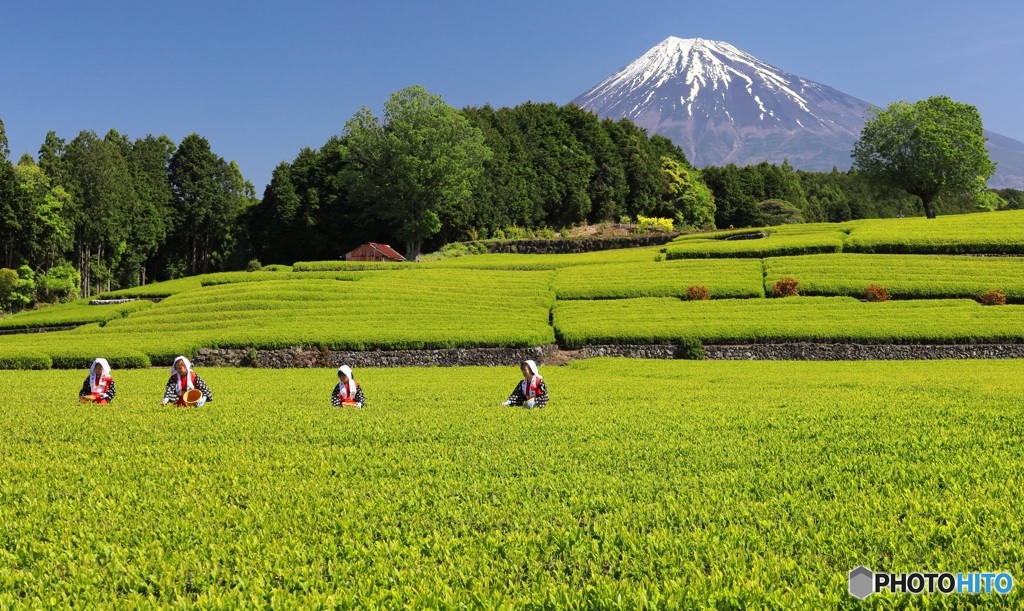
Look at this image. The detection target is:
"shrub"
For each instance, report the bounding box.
[676,337,705,360]
[756,199,804,226]
[0,268,17,312]
[979,289,1007,306]
[39,263,81,303]
[246,259,263,272]
[864,284,890,302]
[438,242,470,258]
[637,215,674,233]
[685,285,710,301]
[772,277,800,298]
[503,226,528,240]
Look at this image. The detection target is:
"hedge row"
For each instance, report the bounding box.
[553,259,765,299]
[765,254,1024,301]
[0,300,154,330]
[554,297,1024,346]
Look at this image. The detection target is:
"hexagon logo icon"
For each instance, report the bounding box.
[848,565,874,600]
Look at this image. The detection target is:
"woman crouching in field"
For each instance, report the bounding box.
[501,360,548,408]
[332,365,365,408]
[79,358,116,404]
[160,356,213,407]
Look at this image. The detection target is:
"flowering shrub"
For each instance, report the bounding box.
[636,215,674,233]
[979,289,1007,305]
[686,285,710,301]
[772,277,800,298]
[864,283,890,302]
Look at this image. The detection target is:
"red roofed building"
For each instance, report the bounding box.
[344,242,408,262]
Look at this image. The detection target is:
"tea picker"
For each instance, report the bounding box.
[160,356,214,407]
[79,358,116,404]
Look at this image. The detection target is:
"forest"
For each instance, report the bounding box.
[1,87,1021,309]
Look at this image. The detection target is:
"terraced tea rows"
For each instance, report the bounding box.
[554,297,1024,347]
[552,259,764,299]
[0,271,555,366]
[765,254,1024,301]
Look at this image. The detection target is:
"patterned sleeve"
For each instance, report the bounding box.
[534,380,549,407]
[194,374,213,402]
[162,377,179,402]
[355,385,366,406]
[331,383,341,407]
[80,377,91,398]
[506,383,526,406]
[102,379,116,401]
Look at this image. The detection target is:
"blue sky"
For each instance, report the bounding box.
[2,0,1022,192]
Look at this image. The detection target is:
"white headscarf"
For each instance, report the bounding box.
[89,358,112,392]
[521,360,542,398]
[172,356,195,392]
[337,365,357,400]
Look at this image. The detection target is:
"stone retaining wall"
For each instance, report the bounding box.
[703,343,1024,360]
[190,342,1024,368]
[0,325,79,335]
[192,344,561,368]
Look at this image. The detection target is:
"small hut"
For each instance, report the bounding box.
[344,242,407,262]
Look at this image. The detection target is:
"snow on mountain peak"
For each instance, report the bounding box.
[570,37,1024,186]
[571,36,874,171]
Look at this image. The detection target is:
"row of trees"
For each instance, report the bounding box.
[1,90,1013,307]
[0,119,256,303]
[250,87,715,262]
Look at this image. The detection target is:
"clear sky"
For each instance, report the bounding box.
[3,0,1021,193]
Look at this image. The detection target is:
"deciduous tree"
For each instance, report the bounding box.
[853,96,995,218]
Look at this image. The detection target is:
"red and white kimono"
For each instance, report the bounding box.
[162,356,213,406]
[79,358,116,404]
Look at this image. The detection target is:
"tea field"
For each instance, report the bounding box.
[3,210,1024,369]
[764,254,1024,301]
[666,209,1024,258]
[1,359,1022,607]
[554,297,1024,347]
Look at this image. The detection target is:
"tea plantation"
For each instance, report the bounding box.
[2,361,1022,607]
[2,210,1024,607]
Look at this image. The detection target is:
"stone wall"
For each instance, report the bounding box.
[189,342,1024,368]
[703,343,1024,360]
[192,344,561,368]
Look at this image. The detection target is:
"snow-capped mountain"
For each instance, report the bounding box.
[573,37,1024,188]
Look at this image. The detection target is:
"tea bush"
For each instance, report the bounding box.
[1,361,1021,607]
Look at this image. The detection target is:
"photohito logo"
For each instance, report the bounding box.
[848,566,1014,599]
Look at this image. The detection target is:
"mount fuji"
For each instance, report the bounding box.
[572,37,1024,188]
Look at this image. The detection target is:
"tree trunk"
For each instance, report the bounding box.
[923,197,937,219]
[405,240,421,261]
[82,244,91,298]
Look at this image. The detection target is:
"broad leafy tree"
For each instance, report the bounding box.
[853,96,995,219]
[344,85,491,259]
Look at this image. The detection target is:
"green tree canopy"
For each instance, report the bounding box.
[344,85,491,259]
[852,95,996,219]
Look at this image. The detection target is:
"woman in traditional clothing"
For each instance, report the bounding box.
[331,365,365,408]
[501,360,548,408]
[160,356,213,406]
[79,358,116,404]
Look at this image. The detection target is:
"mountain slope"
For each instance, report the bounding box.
[573,37,1024,188]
